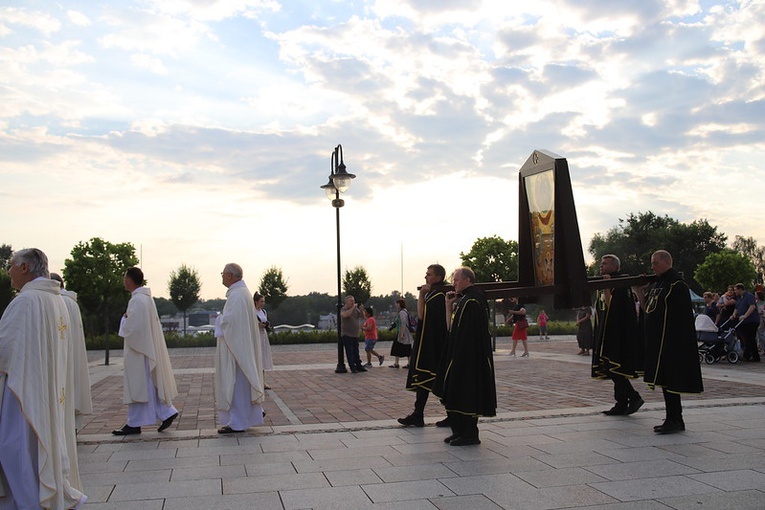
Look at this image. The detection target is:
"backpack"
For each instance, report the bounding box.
[407,312,418,333]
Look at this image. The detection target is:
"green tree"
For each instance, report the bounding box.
[460,235,519,282]
[0,244,12,270]
[343,266,372,304]
[198,298,226,311]
[0,269,13,317]
[63,238,138,362]
[154,297,179,317]
[271,292,336,326]
[588,211,726,293]
[259,266,289,311]
[169,264,201,336]
[694,250,756,293]
[731,235,765,285]
[0,243,14,315]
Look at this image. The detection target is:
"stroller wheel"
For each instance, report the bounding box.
[699,352,704,363]
[727,350,739,364]
[704,353,716,364]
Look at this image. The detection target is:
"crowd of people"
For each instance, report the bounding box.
[0,246,742,507]
[0,251,279,508]
[702,283,764,362]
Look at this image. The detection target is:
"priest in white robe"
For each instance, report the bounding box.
[51,274,93,433]
[48,273,91,492]
[113,267,179,435]
[0,248,86,509]
[215,263,264,433]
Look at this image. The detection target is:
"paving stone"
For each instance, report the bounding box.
[73,340,765,508]
[162,492,284,510]
[589,474,722,501]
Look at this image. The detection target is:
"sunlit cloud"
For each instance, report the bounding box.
[0,0,763,300]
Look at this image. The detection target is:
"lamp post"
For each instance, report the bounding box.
[320,144,356,373]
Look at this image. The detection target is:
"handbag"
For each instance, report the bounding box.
[516,318,529,330]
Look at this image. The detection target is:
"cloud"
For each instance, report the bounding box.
[0,6,61,35]
[131,53,168,74]
[67,10,91,27]
[0,1,763,300]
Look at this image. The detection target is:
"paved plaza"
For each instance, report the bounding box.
[76,337,765,509]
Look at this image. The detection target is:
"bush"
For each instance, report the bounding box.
[492,321,577,337]
[84,322,579,349]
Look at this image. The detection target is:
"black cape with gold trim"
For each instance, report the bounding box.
[591,273,643,379]
[405,286,447,392]
[643,268,703,393]
[433,285,496,417]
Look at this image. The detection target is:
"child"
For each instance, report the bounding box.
[362,308,384,367]
[537,309,549,340]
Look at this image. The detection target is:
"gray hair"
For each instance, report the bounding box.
[50,272,64,288]
[223,263,243,279]
[453,266,476,284]
[602,254,621,271]
[11,248,50,278]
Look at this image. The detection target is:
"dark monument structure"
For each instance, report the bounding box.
[472,149,651,308]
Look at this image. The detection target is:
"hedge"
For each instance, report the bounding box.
[85,321,579,350]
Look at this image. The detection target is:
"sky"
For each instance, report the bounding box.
[1,0,763,301]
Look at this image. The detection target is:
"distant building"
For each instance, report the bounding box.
[317,314,337,331]
[161,311,219,333]
[189,311,218,327]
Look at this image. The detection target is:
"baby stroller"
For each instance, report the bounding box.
[696,315,739,364]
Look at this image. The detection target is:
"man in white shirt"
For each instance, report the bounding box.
[215,263,264,433]
[0,248,86,509]
[113,267,179,435]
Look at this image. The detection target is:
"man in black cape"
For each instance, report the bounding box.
[398,264,449,428]
[637,250,703,434]
[433,266,496,446]
[591,254,644,416]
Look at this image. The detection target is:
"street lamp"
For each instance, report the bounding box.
[320,144,356,373]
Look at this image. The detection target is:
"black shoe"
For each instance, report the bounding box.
[449,436,481,446]
[602,404,629,416]
[654,419,685,434]
[158,412,179,432]
[356,366,367,372]
[443,434,458,443]
[397,414,424,427]
[217,426,244,434]
[112,424,141,436]
[626,396,644,415]
[435,417,451,428]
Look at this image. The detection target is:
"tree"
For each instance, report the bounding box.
[0,269,13,317]
[0,243,14,315]
[343,266,372,304]
[0,243,11,270]
[169,264,201,336]
[259,266,289,311]
[588,211,727,293]
[63,238,138,363]
[271,292,336,326]
[731,235,765,285]
[198,298,226,311]
[154,297,179,317]
[695,250,757,293]
[460,235,519,282]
